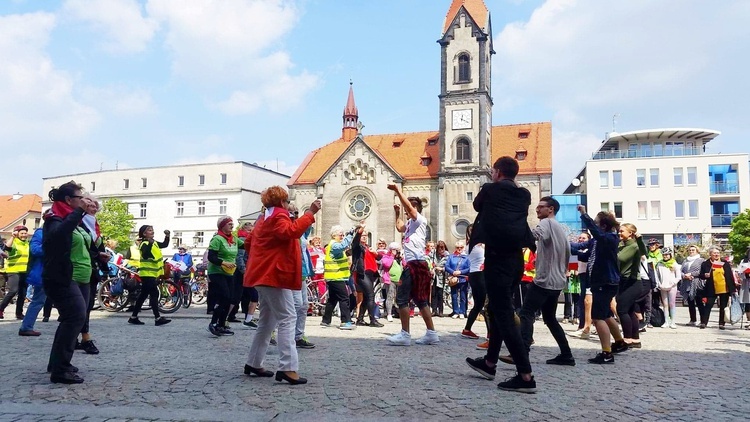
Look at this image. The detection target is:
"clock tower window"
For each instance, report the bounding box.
[456,53,471,84]
[455,138,471,163]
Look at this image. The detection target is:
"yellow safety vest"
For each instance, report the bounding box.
[127,244,141,269]
[6,238,30,274]
[523,248,535,281]
[324,243,350,281]
[139,242,163,278]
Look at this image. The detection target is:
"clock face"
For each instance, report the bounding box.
[452,109,472,129]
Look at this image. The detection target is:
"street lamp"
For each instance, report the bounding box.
[193,235,201,248]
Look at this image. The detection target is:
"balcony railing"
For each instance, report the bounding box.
[592,147,702,160]
[710,181,739,195]
[711,214,736,228]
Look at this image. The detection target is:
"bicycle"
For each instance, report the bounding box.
[306,277,328,316]
[97,265,182,314]
[190,273,209,306]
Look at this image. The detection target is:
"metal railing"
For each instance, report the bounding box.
[592,147,702,160]
[711,214,736,228]
[709,181,739,195]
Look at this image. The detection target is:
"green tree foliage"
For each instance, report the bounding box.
[98,198,135,253]
[728,209,750,264]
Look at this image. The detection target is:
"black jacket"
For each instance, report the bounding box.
[699,260,736,297]
[470,180,535,254]
[42,208,86,287]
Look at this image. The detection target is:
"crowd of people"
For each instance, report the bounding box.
[2,156,749,391]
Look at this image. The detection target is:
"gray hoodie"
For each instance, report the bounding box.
[532,217,570,290]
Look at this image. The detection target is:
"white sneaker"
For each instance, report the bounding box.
[387,315,393,322]
[669,322,677,329]
[386,330,412,346]
[459,314,465,320]
[415,329,440,345]
[451,314,459,319]
[567,329,590,340]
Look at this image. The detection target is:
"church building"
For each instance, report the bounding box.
[288,0,552,244]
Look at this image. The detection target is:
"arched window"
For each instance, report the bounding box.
[457,54,470,83]
[456,138,471,162]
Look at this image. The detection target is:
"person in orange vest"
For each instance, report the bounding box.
[514,248,536,314]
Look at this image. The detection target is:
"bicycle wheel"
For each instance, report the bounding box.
[157,280,182,314]
[443,287,454,313]
[191,277,208,305]
[98,279,128,312]
[182,283,192,309]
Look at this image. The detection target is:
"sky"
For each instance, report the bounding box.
[1,0,748,196]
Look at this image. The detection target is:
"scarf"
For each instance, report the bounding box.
[51,201,75,219]
[218,231,234,246]
[237,229,251,239]
[82,214,101,242]
[662,257,676,268]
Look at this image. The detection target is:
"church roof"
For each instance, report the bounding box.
[288,122,552,186]
[443,0,490,34]
[0,194,42,231]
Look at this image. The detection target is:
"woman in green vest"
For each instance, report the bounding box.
[0,225,30,320]
[206,216,239,336]
[128,225,171,326]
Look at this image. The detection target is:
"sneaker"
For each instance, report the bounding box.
[415,329,440,345]
[567,329,590,340]
[465,357,496,380]
[498,354,514,365]
[571,318,579,325]
[243,320,259,329]
[699,323,706,329]
[320,321,331,328]
[219,326,235,336]
[546,354,575,366]
[611,341,629,354]
[155,317,171,326]
[386,330,412,346]
[646,324,653,329]
[339,322,356,330]
[18,330,41,337]
[226,316,240,323]
[207,323,221,337]
[719,325,726,330]
[386,315,393,322]
[42,317,49,322]
[669,322,677,329]
[451,314,459,319]
[16,313,24,320]
[686,321,697,327]
[461,329,479,340]
[459,314,465,320]
[75,340,84,350]
[497,374,536,394]
[80,340,100,354]
[128,317,145,325]
[355,320,369,326]
[639,327,647,333]
[561,318,569,324]
[587,352,614,364]
[476,340,489,350]
[369,320,385,328]
[628,342,642,348]
[296,338,316,349]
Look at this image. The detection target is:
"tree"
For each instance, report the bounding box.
[98,198,135,253]
[728,209,750,264]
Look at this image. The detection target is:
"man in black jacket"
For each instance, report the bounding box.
[465,156,537,394]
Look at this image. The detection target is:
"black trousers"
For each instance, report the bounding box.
[45,280,86,376]
[208,273,232,326]
[356,272,377,323]
[699,294,730,325]
[76,282,91,334]
[519,283,571,356]
[431,283,444,315]
[132,277,160,319]
[227,270,245,319]
[322,281,351,324]
[484,249,532,375]
[43,297,54,319]
[0,273,28,316]
[466,271,487,332]
[617,278,644,340]
[241,286,259,315]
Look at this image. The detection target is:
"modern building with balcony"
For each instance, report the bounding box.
[564,128,749,247]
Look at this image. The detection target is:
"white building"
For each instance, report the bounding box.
[42,162,289,257]
[565,128,749,247]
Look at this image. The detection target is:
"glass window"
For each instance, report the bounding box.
[688,200,699,218]
[34,218,41,229]
[219,199,227,215]
[123,179,129,189]
[141,178,147,188]
[91,182,96,192]
[612,170,622,188]
[613,202,623,218]
[652,143,663,156]
[178,176,184,186]
[139,203,146,218]
[176,201,184,216]
[456,138,471,162]
[199,175,205,186]
[348,193,372,219]
[649,168,659,186]
[600,202,610,213]
[640,143,653,157]
[451,205,458,215]
[636,169,646,187]
[220,173,227,184]
[173,231,182,248]
[687,167,697,185]
[675,200,685,218]
[637,201,647,219]
[673,168,683,186]
[198,201,206,216]
[599,171,609,188]
[466,192,473,201]
[457,54,470,83]
[454,219,470,237]
[651,201,661,219]
[195,231,204,247]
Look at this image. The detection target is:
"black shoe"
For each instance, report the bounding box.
[628,342,642,349]
[465,357,496,380]
[80,340,99,355]
[219,326,235,336]
[227,316,240,323]
[244,364,273,377]
[498,355,515,365]
[699,323,706,329]
[75,340,84,350]
[47,365,79,373]
[275,371,308,385]
[296,338,315,349]
[546,354,576,366]
[369,320,384,328]
[207,323,221,337]
[128,317,145,325]
[155,317,172,326]
[611,341,629,354]
[497,374,536,394]
[355,320,369,326]
[16,314,24,320]
[50,372,84,384]
[42,317,50,322]
[588,352,614,364]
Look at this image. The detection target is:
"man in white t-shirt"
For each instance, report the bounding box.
[385,183,439,346]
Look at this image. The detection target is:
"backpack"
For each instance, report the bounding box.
[650,306,666,327]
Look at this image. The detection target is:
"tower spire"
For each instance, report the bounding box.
[342,81,359,142]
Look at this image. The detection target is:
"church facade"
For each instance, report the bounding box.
[288,0,552,245]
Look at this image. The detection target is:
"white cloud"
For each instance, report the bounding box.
[81,86,158,116]
[63,0,158,54]
[146,0,319,114]
[493,0,750,191]
[0,12,99,144]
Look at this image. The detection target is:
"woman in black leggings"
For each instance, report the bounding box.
[463,224,488,339]
[615,223,647,348]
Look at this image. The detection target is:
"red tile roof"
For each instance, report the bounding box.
[443,0,490,34]
[289,122,552,185]
[0,194,42,231]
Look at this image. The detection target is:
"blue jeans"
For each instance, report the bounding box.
[292,280,309,340]
[451,282,468,315]
[21,285,46,331]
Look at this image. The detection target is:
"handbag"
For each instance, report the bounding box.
[447,256,464,287]
[650,306,666,327]
[729,293,742,325]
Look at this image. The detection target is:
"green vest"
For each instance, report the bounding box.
[324,243,350,281]
[139,242,163,278]
[6,238,30,274]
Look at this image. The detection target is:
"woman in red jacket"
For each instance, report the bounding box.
[243,186,321,385]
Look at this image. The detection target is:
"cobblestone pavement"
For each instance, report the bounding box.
[1,303,748,421]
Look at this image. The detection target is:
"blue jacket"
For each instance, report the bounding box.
[445,253,470,284]
[570,213,620,287]
[171,252,194,269]
[301,226,314,279]
[26,230,44,287]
